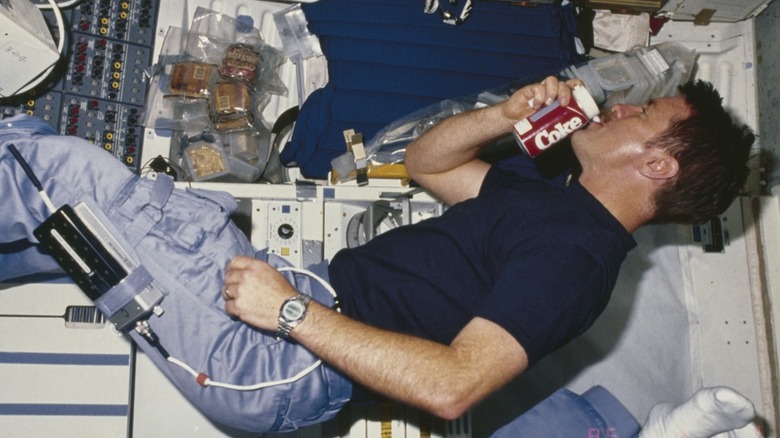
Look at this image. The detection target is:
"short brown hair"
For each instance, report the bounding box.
[649,80,755,225]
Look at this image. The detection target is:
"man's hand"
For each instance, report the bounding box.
[500,76,582,121]
[222,256,297,331]
[405,76,582,206]
[221,259,529,419]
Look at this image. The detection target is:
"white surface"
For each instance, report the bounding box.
[474,16,768,437]
[0,0,60,97]
[756,194,780,430]
[0,282,132,437]
[659,0,773,22]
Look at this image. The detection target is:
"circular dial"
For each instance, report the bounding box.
[277,223,295,240]
[282,300,306,320]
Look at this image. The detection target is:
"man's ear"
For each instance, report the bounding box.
[639,149,679,180]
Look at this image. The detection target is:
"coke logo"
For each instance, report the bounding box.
[533,117,584,149]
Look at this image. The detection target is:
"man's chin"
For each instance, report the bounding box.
[570,130,593,155]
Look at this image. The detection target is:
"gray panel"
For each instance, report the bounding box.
[756,0,780,189]
[660,0,774,22]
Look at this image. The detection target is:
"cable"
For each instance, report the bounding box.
[35,0,82,9]
[34,0,66,53]
[278,266,340,307]
[139,265,339,391]
[7,143,57,213]
[168,356,325,391]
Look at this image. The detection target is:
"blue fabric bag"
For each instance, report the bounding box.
[281,0,583,178]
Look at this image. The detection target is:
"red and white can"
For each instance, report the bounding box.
[512,85,600,157]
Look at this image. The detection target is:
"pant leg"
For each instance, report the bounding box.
[490,386,640,438]
[0,115,136,279]
[0,115,351,432]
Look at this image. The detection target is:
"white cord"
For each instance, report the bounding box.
[164,265,338,391]
[34,0,67,53]
[168,356,325,391]
[278,266,340,305]
[35,0,82,9]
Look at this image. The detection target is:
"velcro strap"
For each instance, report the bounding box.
[95,266,154,317]
[123,175,174,247]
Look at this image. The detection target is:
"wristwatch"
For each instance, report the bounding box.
[276,294,312,339]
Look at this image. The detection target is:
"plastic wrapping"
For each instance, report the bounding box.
[182,136,231,182]
[140,8,290,183]
[273,4,326,108]
[331,42,697,184]
[273,4,323,61]
[142,27,213,134]
[330,83,514,184]
[559,41,696,108]
[221,126,284,183]
[186,7,289,97]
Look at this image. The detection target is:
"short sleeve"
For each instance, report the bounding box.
[475,244,611,366]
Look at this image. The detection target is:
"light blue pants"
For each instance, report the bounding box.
[0,115,351,433]
[491,386,640,438]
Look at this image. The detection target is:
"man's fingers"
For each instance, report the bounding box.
[543,77,557,106]
[226,255,256,270]
[557,81,572,106]
[223,286,233,301]
[528,76,565,109]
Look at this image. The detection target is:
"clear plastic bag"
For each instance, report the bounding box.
[139,7,291,184]
[560,41,696,108]
[331,42,697,184]
[141,27,214,133]
[141,7,290,134]
[221,126,281,183]
[182,134,231,182]
[330,87,510,184]
[187,7,289,97]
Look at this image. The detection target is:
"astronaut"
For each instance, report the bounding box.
[0,76,755,433]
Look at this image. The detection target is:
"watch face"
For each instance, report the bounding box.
[282,300,306,321]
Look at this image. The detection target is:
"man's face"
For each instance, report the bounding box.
[571,96,692,169]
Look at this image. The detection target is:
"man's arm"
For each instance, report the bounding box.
[223,256,528,420]
[223,77,582,416]
[298,302,527,420]
[405,76,577,205]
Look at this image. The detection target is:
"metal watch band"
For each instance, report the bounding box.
[276,294,311,339]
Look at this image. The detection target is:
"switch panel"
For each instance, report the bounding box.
[252,200,303,267]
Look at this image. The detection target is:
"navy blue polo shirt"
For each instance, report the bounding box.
[328,161,636,365]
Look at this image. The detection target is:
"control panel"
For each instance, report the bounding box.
[0,0,158,173]
[252,199,305,267]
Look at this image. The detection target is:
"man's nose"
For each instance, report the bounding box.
[610,104,644,119]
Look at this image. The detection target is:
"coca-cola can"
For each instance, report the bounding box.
[512,85,600,157]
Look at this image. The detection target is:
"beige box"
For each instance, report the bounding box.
[0,0,60,97]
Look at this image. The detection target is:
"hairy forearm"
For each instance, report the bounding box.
[405,103,514,178]
[292,302,523,420]
[293,306,488,418]
[404,77,577,205]
[224,256,527,419]
[404,104,516,205]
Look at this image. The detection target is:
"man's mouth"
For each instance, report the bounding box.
[597,110,614,124]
